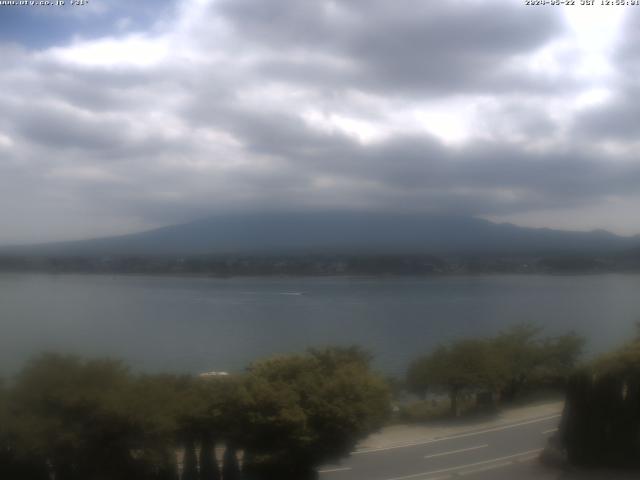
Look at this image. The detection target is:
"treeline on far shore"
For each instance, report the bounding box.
[2,252,640,276]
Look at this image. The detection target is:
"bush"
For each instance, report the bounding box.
[561,339,640,468]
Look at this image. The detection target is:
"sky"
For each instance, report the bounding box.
[1,0,639,244]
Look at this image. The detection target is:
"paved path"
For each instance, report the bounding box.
[357,401,563,453]
[319,402,564,480]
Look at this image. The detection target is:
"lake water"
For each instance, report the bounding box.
[1,273,639,377]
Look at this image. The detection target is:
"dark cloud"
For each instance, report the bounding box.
[219,0,566,94]
[185,93,640,218]
[572,91,640,141]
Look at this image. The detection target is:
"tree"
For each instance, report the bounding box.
[0,379,42,479]
[0,378,49,480]
[492,325,584,401]
[221,443,241,480]
[0,378,9,461]
[2,348,390,480]
[492,324,544,401]
[9,354,140,480]
[237,347,390,479]
[408,325,586,411]
[198,432,220,480]
[409,340,506,416]
[182,437,198,480]
[127,374,186,480]
[192,376,244,480]
[538,331,585,386]
[562,337,640,467]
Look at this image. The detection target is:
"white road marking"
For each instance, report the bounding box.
[513,453,542,463]
[423,444,488,459]
[542,428,558,434]
[458,461,512,476]
[459,452,539,475]
[353,414,561,455]
[381,448,543,480]
[318,467,352,474]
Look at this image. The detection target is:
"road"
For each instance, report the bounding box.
[319,414,561,480]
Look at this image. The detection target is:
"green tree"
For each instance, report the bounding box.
[238,347,390,479]
[222,444,241,480]
[129,373,225,480]
[195,376,244,480]
[492,324,544,401]
[492,325,584,401]
[198,432,220,480]
[409,340,505,416]
[562,336,640,467]
[0,378,49,480]
[127,374,185,480]
[0,378,8,459]
[9,354,140,480]
[2,347,392,480]
[538,332,585,385]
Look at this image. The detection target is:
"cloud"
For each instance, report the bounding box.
[570,12,640,142]
[0,0,639,243]
[218,0,566,95]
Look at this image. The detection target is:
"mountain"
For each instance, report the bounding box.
[2,212,638,257]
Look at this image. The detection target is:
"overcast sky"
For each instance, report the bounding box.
[0,0,639,244]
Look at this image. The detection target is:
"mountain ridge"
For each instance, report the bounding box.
[2,212,638,257]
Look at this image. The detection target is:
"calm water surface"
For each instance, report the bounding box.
[1,273,639,376]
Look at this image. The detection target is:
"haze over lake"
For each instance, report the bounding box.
[1,273,639,377]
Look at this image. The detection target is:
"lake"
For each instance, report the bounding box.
[1,273,639,377]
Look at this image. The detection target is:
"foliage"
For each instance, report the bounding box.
[493,324,584,399]
[492,324,544,400]
[406,339,506,416]
[406,325,585,416]
[592,337,640,380]
[538,332,585,384]
[8,354,143,480]
[238,346,390,479]
[0,348,390,480]
[562,337,640,467]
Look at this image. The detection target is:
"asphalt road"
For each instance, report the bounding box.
[318,414,561,480]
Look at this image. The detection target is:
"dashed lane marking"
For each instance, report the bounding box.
[319,467,352,474]
[424,444,488,460]
[381,448,543,480]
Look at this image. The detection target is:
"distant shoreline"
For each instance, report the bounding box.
[2,251,640,278]
[2,268,640,280]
